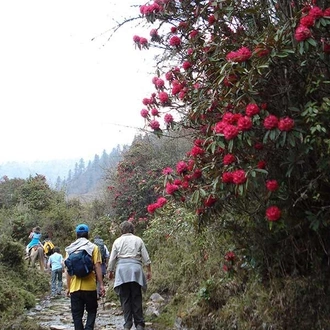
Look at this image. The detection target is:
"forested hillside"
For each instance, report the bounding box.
[0,145,127,200]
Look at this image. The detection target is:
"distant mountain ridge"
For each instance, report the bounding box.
[0,159,80,186]
[0,146,126,199]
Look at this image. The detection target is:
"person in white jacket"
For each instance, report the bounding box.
[107,221,152,330]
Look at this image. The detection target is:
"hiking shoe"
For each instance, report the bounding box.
[136,325,145,330]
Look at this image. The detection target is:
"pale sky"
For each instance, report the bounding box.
[0,0,156,163]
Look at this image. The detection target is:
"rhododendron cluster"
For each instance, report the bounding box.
[134,0,330,239]
[226,47,252,62]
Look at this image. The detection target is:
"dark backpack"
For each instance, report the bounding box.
[94,238,106,263]
[65,247,94,278]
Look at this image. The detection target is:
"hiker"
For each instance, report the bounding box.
[107,220,152,330]
[25,226,42,258]
[64,223,105,330]
[93,235,110,299]
[47,246,64,297]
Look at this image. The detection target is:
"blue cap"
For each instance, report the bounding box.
[75,224,89,233]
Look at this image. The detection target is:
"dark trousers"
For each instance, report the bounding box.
[119,282,145,329]
[70,290,98,330]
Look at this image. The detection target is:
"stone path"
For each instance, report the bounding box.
[26,292,155,330]
[26,293,127,330]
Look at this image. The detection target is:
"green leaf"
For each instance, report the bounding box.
[228,139,234,152]
[307,38,317,47]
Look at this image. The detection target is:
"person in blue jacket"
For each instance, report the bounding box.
[25,226,42,258]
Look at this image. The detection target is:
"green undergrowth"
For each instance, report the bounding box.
[0,236,49,329]
[143,209,330,329]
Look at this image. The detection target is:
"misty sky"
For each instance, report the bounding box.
[0,0,156,163]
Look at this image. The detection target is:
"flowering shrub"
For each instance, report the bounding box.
[132,0,329,236]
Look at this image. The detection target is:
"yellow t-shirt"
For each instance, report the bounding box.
[66,245,101,293]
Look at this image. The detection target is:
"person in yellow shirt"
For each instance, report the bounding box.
[65,224,105,330]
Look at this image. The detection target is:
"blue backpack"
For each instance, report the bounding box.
[65,244,94,278]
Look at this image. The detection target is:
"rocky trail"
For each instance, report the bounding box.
[26,282,157,330]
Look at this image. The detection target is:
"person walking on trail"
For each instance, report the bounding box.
[25,226,42,258]
[107,221,152,330]
[93,235,110,299]
[65,224,105,330]
[48,246,64,297]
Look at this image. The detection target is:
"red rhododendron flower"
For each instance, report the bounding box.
[278,117,295,131]
[176,161,188,174]
[182,61,192,70]
[133,35,140,43]
[214,121,226,134]
[155,78,164,88]
[181,181,189,189]
[245,103,260,116]
[208,14,216,24]
[237,116,253,131]
[194,139,204,146]
[165,183,179,195]
[142,97,152,105]
[156,197,167,207]
[169,35,181,46]
[324,8,330,16]
[223,154,236,165]
[300,15,315,27]
[170,26,177,33]
[222,112,236,124]
[190,146,204,157]
[189,30,198,38]
[192,169,202,179]
[162,167,173,175]
[257,160,267,169]
[232,169,247,184]
[266,206,281,221]
[139,37,148,46]
[151,108,159,116]
[222,172,233,183]
[165,71,173,81]
[172,83,183,95]
[152,76,158,84]
[140,109,149,118]
[173,179,182,185]
[226,47,252,62]
[149,120,160,130]
[309,6,323,19]
[266,180,279,191]
[158,91,169,104]
[150,29,158,37]
[295,25,311,41]
[204,196,217,207]
[223,125,239,140]
[178,21,188,29]
[225,251,236,261]
[164,113,174,124]
[147,203,159,213]
[263,115,279,129]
